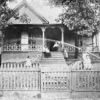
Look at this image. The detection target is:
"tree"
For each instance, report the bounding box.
[48,0,100,33]
[0,0,19,30]
[48,0,100,58]
[0,0,19,65]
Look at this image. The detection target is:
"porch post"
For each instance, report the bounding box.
[41,27,46,50]
[93,34,97,50]
[98,32,100,51]
[61,27,64,49]
[0,31,2,66]
[75,32,79,58]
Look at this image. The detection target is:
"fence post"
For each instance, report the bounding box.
[70,69,73,93]
[38,70,41,91]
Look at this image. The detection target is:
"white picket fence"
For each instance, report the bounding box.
[0,62,40,71]
[0,62,41,91]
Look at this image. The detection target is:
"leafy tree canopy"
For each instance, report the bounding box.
[0,0,19,30]
[48,0,100,35]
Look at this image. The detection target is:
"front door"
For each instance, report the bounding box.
[21,32,29,51]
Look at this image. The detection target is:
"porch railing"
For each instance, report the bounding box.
[3,44,42,52]
[3,38,99,53]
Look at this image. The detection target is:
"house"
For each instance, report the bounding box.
[0,1,100,99]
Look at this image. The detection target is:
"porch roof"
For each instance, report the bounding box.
[7,23,65,28]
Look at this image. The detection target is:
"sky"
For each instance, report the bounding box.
[7,0,63,23]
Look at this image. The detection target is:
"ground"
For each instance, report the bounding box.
[0,91,100,100]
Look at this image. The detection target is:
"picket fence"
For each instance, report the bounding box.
[0,62,100,92]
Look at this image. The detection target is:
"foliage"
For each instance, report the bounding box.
[0,0,19,30]
[49,0,100,35]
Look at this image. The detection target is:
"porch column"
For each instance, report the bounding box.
[0,31,2,66]
[98,32,100,51]
[41,27,46,50]
[75,32,79,58]
[61,27,64,49]
[93,34,98,50]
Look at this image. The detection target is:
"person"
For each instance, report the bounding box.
[25,56,32,67]
[53,41,59,51]
[82,50,92,70]
[63,49,68,60]
[43,46,51,58]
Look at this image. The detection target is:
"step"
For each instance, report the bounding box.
[40,60,66,64]
[50,55,64,57]
[42,57,64,60]
[41,63,68,67]
[41,60,65,63]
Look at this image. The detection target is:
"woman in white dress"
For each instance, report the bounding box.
[82,48,92,69]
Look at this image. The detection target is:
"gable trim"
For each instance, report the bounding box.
[9,0,49,24]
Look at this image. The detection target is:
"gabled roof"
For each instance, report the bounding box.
[8,0,49,24]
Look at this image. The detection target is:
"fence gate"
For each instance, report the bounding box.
[41,71,71,92]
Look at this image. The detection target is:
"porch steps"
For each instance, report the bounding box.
[40,52,65,63]
[40,52,69,70]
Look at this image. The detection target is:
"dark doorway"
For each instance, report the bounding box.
[45,27,61,51]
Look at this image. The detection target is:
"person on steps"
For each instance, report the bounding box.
[43,46,51,58]
[53,41,59,51]
[63,49,68,60]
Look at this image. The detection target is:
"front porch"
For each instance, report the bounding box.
[2,24,64,52]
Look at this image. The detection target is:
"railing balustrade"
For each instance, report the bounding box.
[3,38,99,53]
[3,44,21,51]
[3,44,42,52]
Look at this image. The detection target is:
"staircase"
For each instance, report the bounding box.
[40,51,69,71]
